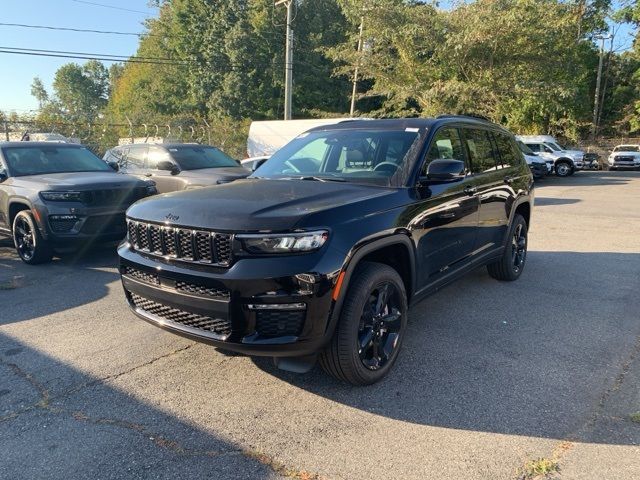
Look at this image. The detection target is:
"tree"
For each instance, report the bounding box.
[30,77,49,109]
[52,60,108,121]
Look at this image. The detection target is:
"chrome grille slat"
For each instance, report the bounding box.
[126,219,233,267]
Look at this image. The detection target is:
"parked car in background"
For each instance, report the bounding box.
[0,142,156,264]
[104,143,250,194]
[607,145,640,170]
[517,138,580,177]
[119,116,533,385]
[241,156,269,171]
[517,135,585,169]
[517,141,547,179]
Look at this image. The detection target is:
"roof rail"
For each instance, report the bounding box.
[436,114,492,122]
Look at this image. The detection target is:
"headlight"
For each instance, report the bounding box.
[238,230,329,254]
[40,191,84,202]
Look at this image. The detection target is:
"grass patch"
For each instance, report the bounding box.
[519,458,559,479]
[630,412,640,424]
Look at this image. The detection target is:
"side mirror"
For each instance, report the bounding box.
[423,159,466,182]
[0,170,7,182]
[107,160,119,172]
[157,160,180,175]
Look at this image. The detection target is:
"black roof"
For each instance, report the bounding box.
[306,116,511,134]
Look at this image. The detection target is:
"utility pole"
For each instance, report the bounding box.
[276,0,294,120]
[350,16,365,116]
[591,34,611,141]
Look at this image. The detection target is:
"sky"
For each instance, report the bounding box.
[0,0,159,113]
[0,0,636,114]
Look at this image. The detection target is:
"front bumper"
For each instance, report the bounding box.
[118,242,344,357]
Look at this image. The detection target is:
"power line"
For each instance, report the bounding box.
[68,0,154,15]
[0,46,190,64]
[0,48,186,66]
[0,22,150,37]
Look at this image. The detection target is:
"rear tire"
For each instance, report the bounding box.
[12,210,53,264]
[487,214,528,282]
[319,262,408,385]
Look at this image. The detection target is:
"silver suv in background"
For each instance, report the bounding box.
[104,143,250,194]
[607,145,640,170]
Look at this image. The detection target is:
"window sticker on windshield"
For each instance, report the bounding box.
[405,128,419,132]
[169,148,178,152]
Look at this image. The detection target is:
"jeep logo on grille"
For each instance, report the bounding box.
[165,213,180,222]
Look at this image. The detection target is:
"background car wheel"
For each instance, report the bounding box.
[555,161,572,177]
[487,213,528,282]
[12,210,53,264]
[319,262,408,386]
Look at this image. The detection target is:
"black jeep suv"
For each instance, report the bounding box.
[0,142,156,264]
[119,117,534,385]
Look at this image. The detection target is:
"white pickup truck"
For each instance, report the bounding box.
[607,145,640,170]
[516,135,585,177]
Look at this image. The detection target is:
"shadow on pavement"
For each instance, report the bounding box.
[534,197,581,206]
[536,170,636,187]
[254,251,640,446]
[0,238,120,326]
[0,334,279,480]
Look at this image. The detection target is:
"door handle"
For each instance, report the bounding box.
[463,186,477,196]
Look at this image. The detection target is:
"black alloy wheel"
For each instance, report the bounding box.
[319,262,408,385]
[14,215,35,262]
[511,223,527,274]
[487,213,528,281]
[12,210,53,264]
[358,283,403,371]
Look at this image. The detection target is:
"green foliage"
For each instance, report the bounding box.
[21,0,639,145]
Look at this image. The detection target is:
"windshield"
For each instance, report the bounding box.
[252,129,421,186]
[613,145,639,152]
[517,141,535,155]
[2,146,112,176]
[169,146,239,170]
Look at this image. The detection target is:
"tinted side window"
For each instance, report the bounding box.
[147,146,172,169]
[464,129,498,174]
[422,127,465,175]
[126,145,147,168]
[495,134,521,167]
[525,143,541,153]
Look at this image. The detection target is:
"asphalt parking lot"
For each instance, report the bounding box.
[1,170,639,480]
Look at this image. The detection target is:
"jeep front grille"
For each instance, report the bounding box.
[127,219,233,267]
[128,291,232,337]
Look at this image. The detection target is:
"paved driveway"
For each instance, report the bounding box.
[1,171,639,479]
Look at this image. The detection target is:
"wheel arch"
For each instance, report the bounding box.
[8,200,32,227]
[325,233,416,338]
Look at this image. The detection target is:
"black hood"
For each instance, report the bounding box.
[16,171,147,190]
[126,178,399,231]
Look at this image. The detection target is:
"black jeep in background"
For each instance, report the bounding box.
[0,142,156,264]
[119,117,534,385]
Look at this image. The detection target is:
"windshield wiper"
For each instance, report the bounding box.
[296,176,346,183]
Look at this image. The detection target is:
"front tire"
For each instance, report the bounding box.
[319,262,408,385]
[487,214,528,281]
[555,161,572,177]
[12,210,53,264]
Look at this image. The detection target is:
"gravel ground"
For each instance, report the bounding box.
[1,170,639,480]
